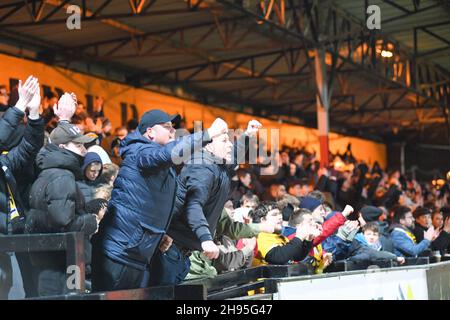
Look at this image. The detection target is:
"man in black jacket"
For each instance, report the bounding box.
[412,206,432,243]
[149,120,262,286]
[0,75,45,299]
[414,206,450,255]
[27,121,98,296]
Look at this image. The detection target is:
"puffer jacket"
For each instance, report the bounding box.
[93,130,211,270]
[27,143,97,268]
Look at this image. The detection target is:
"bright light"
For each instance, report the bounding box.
[381,50,393,58]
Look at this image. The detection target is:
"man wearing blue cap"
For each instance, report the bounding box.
[92,109,228,291]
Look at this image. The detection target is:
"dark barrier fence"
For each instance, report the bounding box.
[0,232,85,295]
[1,232,448,300]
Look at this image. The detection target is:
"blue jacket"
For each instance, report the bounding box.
[347,233,397,262]
[322,234,352,261]
[94,130,211,270]
[390,224,430,257]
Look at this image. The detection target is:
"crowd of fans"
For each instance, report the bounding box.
[0,76,449,298]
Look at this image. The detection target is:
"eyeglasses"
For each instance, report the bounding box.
[159,123,174,131]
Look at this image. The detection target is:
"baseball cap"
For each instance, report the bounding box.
[138,109,181,134]
[299,196,322,212]
[49,122,97,145]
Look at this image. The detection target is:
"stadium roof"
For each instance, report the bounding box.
[0,0,449,145]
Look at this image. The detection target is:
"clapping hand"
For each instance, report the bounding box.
[54,92,77,122]
[245,120,262,136]
[15,75,39,112]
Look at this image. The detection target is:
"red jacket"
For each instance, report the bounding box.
[308,212,346,257]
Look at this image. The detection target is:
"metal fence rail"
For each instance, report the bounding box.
[0,232,85,295]
[1,232,448,300]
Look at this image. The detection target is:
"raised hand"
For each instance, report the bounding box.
[54,92,77,122]
[342,205,354,218]
[15,76,39,112]
[27,80,41,120]
[245,119,262,136]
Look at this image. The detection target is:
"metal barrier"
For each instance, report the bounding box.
[1,232,448,300]
[0,232,85,295]
[327,256,432,272]
[31,264,308,300]
[263,260,450,300]
[188,264,308,300]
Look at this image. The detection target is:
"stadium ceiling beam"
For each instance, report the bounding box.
[128,46,311,86]
[414,21,450,58]
[0,0,222,27]
[381,1,441,25]
[381,0,413,14]
[24,0,287,90]
[214,0,450,138]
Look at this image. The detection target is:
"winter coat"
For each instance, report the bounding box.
[27,143,97,268]
[94,130,211,270]
[167,134,249,251]
[77,151,104,202]
[347,233,397,262]
[390,224,430,257]
[0,115,44,235]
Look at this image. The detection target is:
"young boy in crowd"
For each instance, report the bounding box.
[348,222,405,264]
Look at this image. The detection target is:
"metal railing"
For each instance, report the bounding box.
[1,232,448,300]
[0,232,85,295]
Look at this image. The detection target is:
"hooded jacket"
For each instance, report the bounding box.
[0,106,26,152]
[93,130,211,270]
[27,143,98,268]
[27,143,97,234]
[77,152,103,203]
[0,114,44,235]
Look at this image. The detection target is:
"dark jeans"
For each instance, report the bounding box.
[15,253,37,298]
[36,268,67,297]
[91,253,147,292]
[0,253,12,299]
[148,245,190,287]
